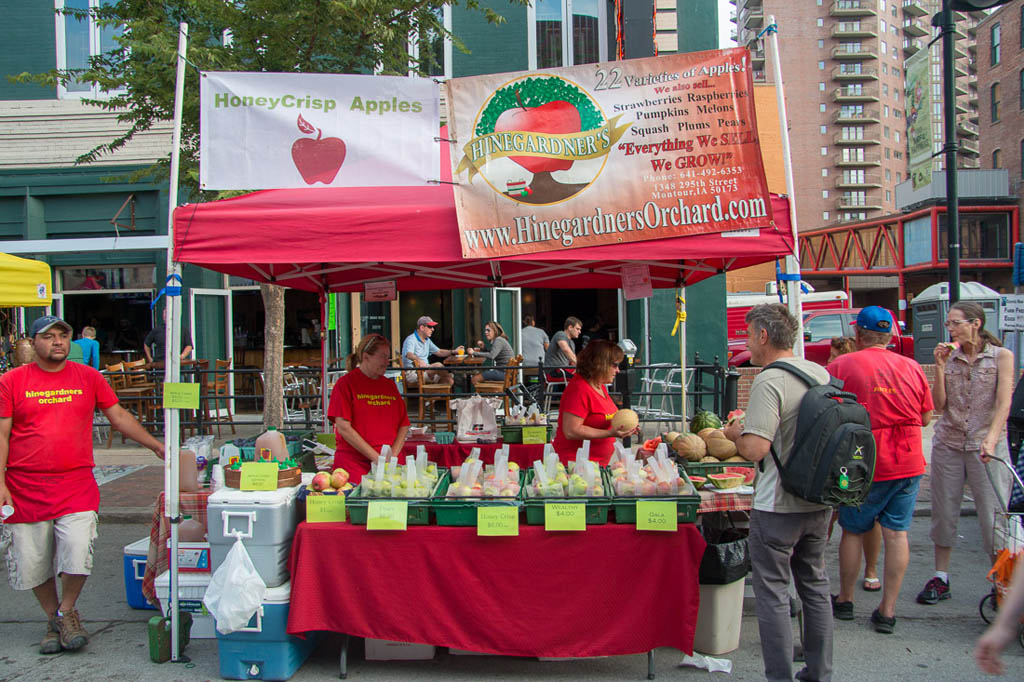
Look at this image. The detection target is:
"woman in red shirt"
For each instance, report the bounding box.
[552,340,636,466]
[327,334,409,483]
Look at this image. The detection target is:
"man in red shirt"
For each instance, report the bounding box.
[826,306,933,634]
[0,316,164,654]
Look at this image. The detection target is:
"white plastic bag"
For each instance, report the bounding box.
[453,395,499,443]
[203,536,267,634]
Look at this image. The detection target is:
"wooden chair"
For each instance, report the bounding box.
[203,358,236,437]
[104,362,152,447]
[407,367,452,431]
[475,354,522,418]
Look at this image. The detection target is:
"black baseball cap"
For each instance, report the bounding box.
[30,315,72,337]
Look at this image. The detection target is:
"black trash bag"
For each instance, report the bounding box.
[698,525,750,585]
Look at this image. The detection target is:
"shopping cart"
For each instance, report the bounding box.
[977,452,1024,649]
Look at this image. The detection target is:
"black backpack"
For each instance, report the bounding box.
[762,361,876,507]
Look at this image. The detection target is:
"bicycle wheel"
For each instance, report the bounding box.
[979,591,998,624]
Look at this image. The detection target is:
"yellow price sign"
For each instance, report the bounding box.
[477,506,519,536]
[521,426,547,444]
[162,382,200,409]
[366,500,408,530]
[239,462,279,491]
[306,494,346,523]
[544,502,586,531]
[636,500,678,532]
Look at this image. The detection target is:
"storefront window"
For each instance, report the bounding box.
[60,265,154,291]
[937,213,1010,261]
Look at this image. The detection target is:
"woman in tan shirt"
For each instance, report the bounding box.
[917,301,1014,606]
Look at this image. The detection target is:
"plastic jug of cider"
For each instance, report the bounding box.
[179,448,199,493]
[254,426,288,462]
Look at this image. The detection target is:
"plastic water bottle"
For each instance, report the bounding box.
[219,441,240,468]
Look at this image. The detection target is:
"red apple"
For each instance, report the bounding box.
[330,468,349,489]
[311,471,333,492]
[493,100,581,174]
[292,130,346,185]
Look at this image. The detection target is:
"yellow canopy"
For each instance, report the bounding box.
[0,253,52,307]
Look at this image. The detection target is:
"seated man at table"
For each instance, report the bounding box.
[328,334,409,484]
[401,316,461,387]
[544,316,581,381]
[143,308,193,366]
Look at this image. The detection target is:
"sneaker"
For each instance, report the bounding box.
[55,609,88,651]
[831,595,854,621]
[871,609,896,634]
[916,577,951,605]
[40,619,62,654]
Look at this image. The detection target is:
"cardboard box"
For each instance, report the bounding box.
[364,639,436,661]
[165,540,210,572]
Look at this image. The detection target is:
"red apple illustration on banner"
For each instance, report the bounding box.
[494,97,581,174]
[291,114,346,185]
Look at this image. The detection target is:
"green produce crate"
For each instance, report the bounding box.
[609,467,700,524]
[347,470,446,525]
[520,469,610,525]
[237,429,313,460]
[500,424,555,444]
[430,472,525,526]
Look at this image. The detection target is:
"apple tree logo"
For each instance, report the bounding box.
[291,114,347,185]
[457,75,631,205]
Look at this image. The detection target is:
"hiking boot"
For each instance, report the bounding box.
[831,595,854,621]
[55,609,88,651]
[916,577,950,605]
[40,619,62,654]
[871,609,896,634]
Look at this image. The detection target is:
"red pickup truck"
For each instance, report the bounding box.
[728,307,915,367]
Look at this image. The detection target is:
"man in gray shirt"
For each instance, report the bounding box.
[543,316,582,372]
[520,315,549,367]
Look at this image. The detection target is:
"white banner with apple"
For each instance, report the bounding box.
[200,71,440,190]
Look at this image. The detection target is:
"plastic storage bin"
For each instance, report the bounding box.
[521,470,610,525]
[154,570,216,638]
[692,578,745,655]
[610,467,700,524]
[123,537,157,610]
[216,581,322,681]
[207,485,301,588]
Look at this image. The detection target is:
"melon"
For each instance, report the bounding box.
[689,475,707,490]
[707,438,738,460]
[690,410,723,433]
[700,455,719,463]
[662,431,681,445]
[611,408,639,432]
[672,433,706,461]
[708,472,745,489]
[725,465,756,485]
[723,455,747,463]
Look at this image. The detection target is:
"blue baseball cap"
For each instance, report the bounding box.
[852,306,893,333]
[30,315,72,337]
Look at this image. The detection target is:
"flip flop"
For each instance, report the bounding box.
[863,577,881,592]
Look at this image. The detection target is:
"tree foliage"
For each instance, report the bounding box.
[16,0,527,199]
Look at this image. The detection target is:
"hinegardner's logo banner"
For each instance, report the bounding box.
[200,72,439,190]
[445,48,773,258]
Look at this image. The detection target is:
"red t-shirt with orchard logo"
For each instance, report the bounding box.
[0,362,118,523]
[553,374,618,466]
[327,368,409,484]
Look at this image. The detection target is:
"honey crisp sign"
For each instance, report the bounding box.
[445,48,773,258]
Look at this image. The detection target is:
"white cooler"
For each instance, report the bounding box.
[206,485,301,588]
[154,570,216,638]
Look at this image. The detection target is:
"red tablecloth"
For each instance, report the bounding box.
[142,490,214,607]
[286,522,706,657]
[398,442,545,468]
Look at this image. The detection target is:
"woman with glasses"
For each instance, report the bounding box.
[917,302,1014,606]
[326,334,409,484]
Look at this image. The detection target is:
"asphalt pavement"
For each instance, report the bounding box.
[1,423,1022,681]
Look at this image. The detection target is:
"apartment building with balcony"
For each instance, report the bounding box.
[730,0,983,232]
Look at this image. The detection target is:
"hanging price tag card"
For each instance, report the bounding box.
[306,495,346,523]
[477,506,519,536]
[366,501,408,530]
[544,502,586,531]
[636,500,678,532]
[239,462,278,491]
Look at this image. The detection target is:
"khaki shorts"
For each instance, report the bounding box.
[0,511,98,590]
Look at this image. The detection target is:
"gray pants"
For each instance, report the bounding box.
[749,508,834,682]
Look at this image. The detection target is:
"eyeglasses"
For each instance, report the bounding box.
[944,319,976,328]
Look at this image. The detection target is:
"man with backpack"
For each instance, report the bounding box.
[723,304,834,682]
[827,306,934,634]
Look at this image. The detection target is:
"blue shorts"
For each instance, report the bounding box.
[838,475,922,534]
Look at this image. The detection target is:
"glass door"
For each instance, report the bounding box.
[190,288,234,412]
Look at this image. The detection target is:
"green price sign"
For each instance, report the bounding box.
[366,500,408,530]
[522,426,547,444]
[306,494,346,523]
[328,294,337,331]
[477,506,519,536]
[162,382,200,409]
[636,500,678,532]
[544,502,586,531]
[239,462,278,491]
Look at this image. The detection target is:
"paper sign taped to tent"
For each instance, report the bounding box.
[200,72,440,190]
[445,48,772,258]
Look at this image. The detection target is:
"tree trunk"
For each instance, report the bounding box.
[261,283,285,428]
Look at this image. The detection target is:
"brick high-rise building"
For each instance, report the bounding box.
[730,0,984,235]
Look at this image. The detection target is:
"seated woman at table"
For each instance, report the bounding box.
[552,339,636,467]
[326,334,409,484]
[469,320,514,386]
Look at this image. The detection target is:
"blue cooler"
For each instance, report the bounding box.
[123,538,157,610]
[216,581,321,681]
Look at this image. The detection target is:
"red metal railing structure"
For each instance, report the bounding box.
[797,204,1020,322]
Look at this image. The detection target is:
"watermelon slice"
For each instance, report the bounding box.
[725,465,755,485]
[707,472,745,489]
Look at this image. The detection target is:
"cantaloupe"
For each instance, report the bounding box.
[672,433,706,461]
[707,438,738,460]
[708,472,745,489]
[611,408,639,432]
[700,455,719,463]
